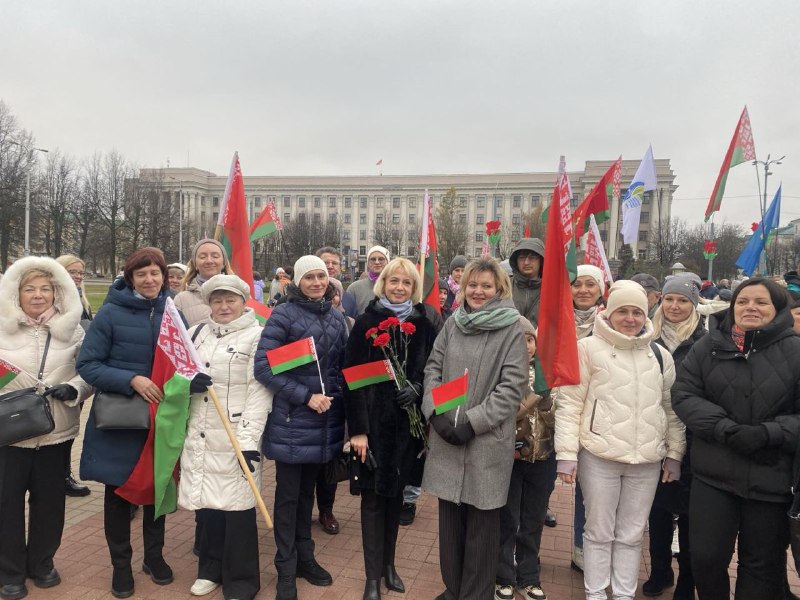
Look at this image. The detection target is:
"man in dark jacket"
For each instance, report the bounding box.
[509,238,545,326]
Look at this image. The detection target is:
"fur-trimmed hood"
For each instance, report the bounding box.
[0,256,83,341]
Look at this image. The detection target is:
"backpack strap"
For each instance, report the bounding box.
[650,341,664,375]
[190,322,206,344]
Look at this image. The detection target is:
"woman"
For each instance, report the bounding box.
[254,255,348,600]
[672,277,800,599]
[166,262,187,293]
[0,257,92,600]
[422,257,528,600]
[78,247,180,599]
[555,281,685,600]
[55,254,94,498]
[179,274,272,600]
[344,258,439,600]
[174,239,234,326]
[444,254,466,312]
[643,277,705,599]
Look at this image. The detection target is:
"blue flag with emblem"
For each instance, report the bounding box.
[736,185,781,276]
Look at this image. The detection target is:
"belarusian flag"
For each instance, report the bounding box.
[573,157,621,239]
[704,106,757,221]
[584,214,614,284]
[417,190,441,315]
[343,360,395,390]
[0,358,20,391]
[116,298,204,518]
[537,161,580,389]
[216,151,255,296]
[249,199,282,242]
[246,297,272,325]
[432,370,468,415]
[266,337,317,374]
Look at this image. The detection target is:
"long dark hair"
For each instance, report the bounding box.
[722,277,790,330]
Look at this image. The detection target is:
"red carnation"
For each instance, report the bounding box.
[379,317,400,330]
[373,333,391,347]
[365,327,378,339]
[751,222,760,232]
[400,322,416,335]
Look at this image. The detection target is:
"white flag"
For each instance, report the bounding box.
[620,146,657,244]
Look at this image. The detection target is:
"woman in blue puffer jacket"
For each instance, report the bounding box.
[254,254,348,600]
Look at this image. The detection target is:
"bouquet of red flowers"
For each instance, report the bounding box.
[365,317,426,441]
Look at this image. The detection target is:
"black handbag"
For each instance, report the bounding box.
[324,451,352,485]
[92,390,150,430]
[0,334,56,447]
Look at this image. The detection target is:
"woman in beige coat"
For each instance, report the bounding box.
[174,239,235,326]
[0,257,92,600]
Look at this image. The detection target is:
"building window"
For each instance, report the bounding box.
[643,192,651,205]
[477,196,485,208]
[408,214,416,224]
[313,196,321,208]
[513,195,521,208]
[376,213,384,224]
[376,197,384,208]
[392,213,400,224]
[494,194,503,208]
[531,194,541,206]
[298,196,305,208]
[344,214,351,224]
[638,249,648,260]
[344,196,352,208]
[600,230,607,242]
[359,245,366,255]
[201,211,206,222]
[409,197,417,208]
[458,196,467,208]
[408,230,417,241]
[328,196,336,208]
[475,247,482,256]
[201,196,207,206]
[512,214,520,225]
[212,212,218,221]
[343,230,351,240]
[392,197,400,208]
[511,230,520,241]
[475,232,483,242]
[328,213,336,223]
[476,215,484,225]
[254,196,262,207]
[407,245,416,256]
[313,213,321,223]
[360,196,368,209]
[641,212,650,222]
[213,197,219,207]
[359,230,366,241]
[638,230,648,242]
[459,213,467,224]
[360,214,367,225]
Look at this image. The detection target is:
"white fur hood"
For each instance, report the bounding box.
[0,255,83,341]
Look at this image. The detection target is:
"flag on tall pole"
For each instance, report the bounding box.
[705,107,757,221]
[116,298,204,517]
[537,159,580,388]
[418,190,441,314]
[215,151,255,296]
[736,185,781,276]
[249,198,282,242]
[573,157,621,239]
[620,146,658,245]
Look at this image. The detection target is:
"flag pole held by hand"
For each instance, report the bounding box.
[206,385,273,529]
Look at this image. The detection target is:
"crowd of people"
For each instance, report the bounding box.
[1,239,799,600]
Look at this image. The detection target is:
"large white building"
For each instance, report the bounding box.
[143,159,676,272]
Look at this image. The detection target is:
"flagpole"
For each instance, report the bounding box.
[310,338,326,396]
[206,386,273,529]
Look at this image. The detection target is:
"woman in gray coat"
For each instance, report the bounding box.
[422,257,529,600]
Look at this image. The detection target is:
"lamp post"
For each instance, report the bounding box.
[168,176,184,262]
[8,141,48,256]
[752,154,784,275]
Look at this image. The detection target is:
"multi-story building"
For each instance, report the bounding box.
[143,158,676,273]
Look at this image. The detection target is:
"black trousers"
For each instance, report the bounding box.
[273,461,320,575]
[690,478,789,600]
[648,503,692,588]
[197,508,260,600]
[438,499,501,600]
[64,438,74,477]
[315,462,337,514]
[0,443,68,585]
[104,485,165,568]
[360,490,402,580]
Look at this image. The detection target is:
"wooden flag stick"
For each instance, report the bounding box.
[207,385,273,529]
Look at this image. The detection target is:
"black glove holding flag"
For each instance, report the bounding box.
[429,413,475,446]
[190,373,213,394]
[239,450,261,474]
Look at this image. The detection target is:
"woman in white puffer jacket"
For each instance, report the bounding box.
[178,275,272,600]
[554,280,685,600]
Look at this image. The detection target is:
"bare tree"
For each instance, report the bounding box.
[72,153,103,259]
[650,215,690,269]
[435,186,468,267]
[96,150,127,272]
[677,222,747,280]
[37,149,78,257]
[281,211,341,264]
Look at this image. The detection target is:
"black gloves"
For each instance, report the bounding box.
[190,373,213,394]
[726,424,769,455]
[44,384,78,401]
[240,450,261,474]
[396,382,422,409]
[429,413,475,446]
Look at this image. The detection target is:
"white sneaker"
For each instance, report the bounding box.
[190,579,220,595]
[519,585,547,600]
[495,584,514,600]
[570,545,584,572]
[671,525,681,556]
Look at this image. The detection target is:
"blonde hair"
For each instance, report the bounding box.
[652,301,701,343]
[373,258,423,303]
[181,242,234,290]
[55,254,90,314]
[456,257,512,304]
[20,268,53,288]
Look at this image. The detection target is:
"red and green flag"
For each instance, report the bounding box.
[417,190,441,315]
[249,198,282,242]
[704,106,756,221]
[343,359,395,390]
[116,297,204,518]
[573,156,621,239]
[0,358,20,391]
[432,370,468,415]
[266,337,317,374]
[246,297,272,325]
[216,151,255,296]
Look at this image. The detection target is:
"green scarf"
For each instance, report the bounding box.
[453,297,520,335]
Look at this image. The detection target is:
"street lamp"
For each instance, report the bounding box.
[8,140,48,256]
[167,176,184,262]
[752,154,784,274]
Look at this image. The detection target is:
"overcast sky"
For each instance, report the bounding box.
[3,0,798,227]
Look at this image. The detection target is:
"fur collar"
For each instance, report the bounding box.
[0,256,83,341]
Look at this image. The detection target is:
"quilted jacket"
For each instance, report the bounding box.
[174,278,210,327]
[672,309,800,503]
[554,311,685,464]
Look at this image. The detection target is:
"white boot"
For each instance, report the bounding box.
[190,579,220,596]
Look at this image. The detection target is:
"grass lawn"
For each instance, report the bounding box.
[85,282,111,313]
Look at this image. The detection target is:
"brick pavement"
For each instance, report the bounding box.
[20,400,800,599]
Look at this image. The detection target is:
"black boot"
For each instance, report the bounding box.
[363,579,381,600]
[111,565,133,599]
[104,486,134,598]
[65,474,90,497]
[672,573,694,600]
[142,556,173,585]
[275,574,297,600]
[383,565,404,593]
[141,506,171,583]
[642,569,674,597]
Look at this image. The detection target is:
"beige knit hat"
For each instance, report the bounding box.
[201,274,250,302]
[605,280,648,316]
[576,264,606,295]
[293,255,328,284]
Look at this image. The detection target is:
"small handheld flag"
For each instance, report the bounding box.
[343,360,395,390]
[246,298,272,325]
[266,338,316,374]
[0,358,20,391]
[432,370,468,415]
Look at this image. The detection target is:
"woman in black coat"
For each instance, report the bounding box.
[345,258,438,600]
[672,277,800,600]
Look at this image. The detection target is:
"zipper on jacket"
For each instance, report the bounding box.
[318,313,330,463]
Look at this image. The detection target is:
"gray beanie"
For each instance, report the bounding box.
[293,255,328,284]
[449,255,468,272]
[662,276,700,307]
[191,238,228,264]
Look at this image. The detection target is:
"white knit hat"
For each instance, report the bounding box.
[605,280,648,316]
[201,274,250,302]
[293,255,328,284]
[367,245,390,262]
[576,264,606,295]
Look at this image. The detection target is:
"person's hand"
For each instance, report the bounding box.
[452,422,475,445]
[308,393,332,413]
[396,382,422,409]
[662,458,681,483]
[350,434,369,462]
[239,450,261,474]
[726,424,769,455]
[429,413,474,446]
[189,373,213,394]
[557,460,578,484]
[44,384,78,401]
[131,375,163,404]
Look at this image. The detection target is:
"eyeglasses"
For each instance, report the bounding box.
[517,253,539,262]
[67,270,86,277]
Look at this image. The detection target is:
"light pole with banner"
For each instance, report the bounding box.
[8,140,48,256]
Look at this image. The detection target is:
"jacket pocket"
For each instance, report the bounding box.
[589,399,600,435]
